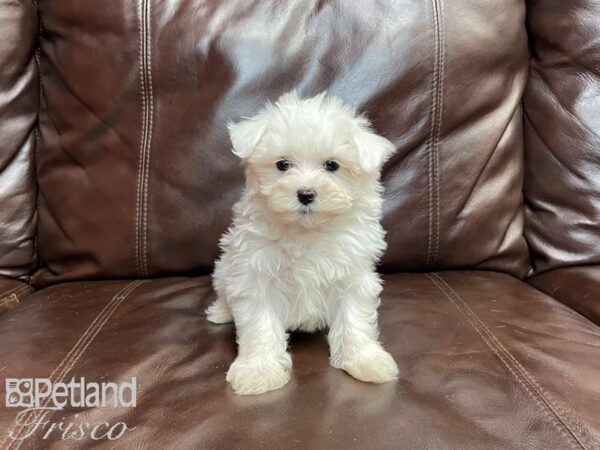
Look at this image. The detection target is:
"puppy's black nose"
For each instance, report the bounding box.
[297,189,316,205]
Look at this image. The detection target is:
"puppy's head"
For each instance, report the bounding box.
[229,91,396,228]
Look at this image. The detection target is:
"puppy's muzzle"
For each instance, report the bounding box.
[297,188,316,205]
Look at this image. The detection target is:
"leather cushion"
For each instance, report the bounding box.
[33,0,530,284]
[1,272,598,449]
[0,0,38,278]
[529,265,600,326]
[524,0,600,274]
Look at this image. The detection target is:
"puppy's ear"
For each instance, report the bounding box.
[228,118,267,160]
[352,118,396,173]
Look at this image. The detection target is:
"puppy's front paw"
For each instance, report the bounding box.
[226,355,292,395]
[336,346,398,384]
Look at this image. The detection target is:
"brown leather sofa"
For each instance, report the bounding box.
[1,1,599,449]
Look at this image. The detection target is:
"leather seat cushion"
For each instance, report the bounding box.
[1,272,598,449]
[529,266,600,326]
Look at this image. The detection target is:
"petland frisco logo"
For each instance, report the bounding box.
[5,378,136,442]
[6,378,136,409]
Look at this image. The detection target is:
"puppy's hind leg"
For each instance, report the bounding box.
[206,295,233,324]
[207,269,234,324]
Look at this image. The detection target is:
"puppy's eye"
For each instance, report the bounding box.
[276,159,291,171]
[324,160,339,172]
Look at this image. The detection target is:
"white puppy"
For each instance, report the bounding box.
[207,91,399,395]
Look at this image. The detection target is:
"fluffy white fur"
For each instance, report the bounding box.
[207,91,399,395]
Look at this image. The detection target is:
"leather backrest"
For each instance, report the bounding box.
[0,1,38,280]
[524,0,600,275]
[32,0,531,285]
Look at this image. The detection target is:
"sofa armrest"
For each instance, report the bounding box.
[0,0,39,278]
[0,279,34,316]
[528,266,600,325]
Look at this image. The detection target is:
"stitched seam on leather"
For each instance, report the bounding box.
[427,274,587,450]
[31,0,43,282]
[1,280,146,449]
[13,285,33,298]
[142,0,154,277]
[0,294,19,313]
[0,294,17,305]
[135,0,145,277]
[425,0,436,267]
[433,274,598,449]
[135,0,154,278]
[426,0,444,269]
[135,0,146,277]
[144,0,154,278]
[0,285,32,310]
[0,285,27,301]
[433,0,444,267]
